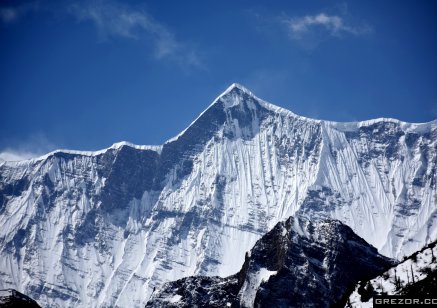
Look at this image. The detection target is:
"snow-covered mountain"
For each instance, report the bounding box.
[348,240,437,307]
[146,216,394,308]
[0,83,436,307]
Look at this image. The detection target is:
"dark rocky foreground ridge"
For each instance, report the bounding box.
[146,216,395,308]
[3,220,435,307]
[0,289,41,307]
[348,240,437,307]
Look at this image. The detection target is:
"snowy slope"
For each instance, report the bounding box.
[0,83,436,307]
[348,241,437,307]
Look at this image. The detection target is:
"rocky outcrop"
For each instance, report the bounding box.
[146,216,394,307]
[348,240,437,307]
[0,289,40,308]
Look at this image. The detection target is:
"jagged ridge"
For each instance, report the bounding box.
[0,289,41,307]
[0,84,436,307]
[146,216,394,308]
[348,240,437,307]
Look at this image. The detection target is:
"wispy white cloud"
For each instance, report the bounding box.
[288,13,369,37]
[0,150,40,162]
[68,0,204,69]
[0,7,18,23]
[0,133,57,162]
[1,0,204,70]
[0,2,39,24]
[283,12,371,45]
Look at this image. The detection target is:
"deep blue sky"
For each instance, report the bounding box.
[1,0,436,159]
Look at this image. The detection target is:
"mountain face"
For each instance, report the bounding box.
[348,240,437,307]
[146,216,394,308]
[0,83,436,307]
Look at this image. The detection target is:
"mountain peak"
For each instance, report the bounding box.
[1,82,436,307]
[214,83,301,122]
[225,82,251,93]
[211,83,256,110]
[146,216,394,308]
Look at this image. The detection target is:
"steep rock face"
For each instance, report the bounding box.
[0,84,436,307]
[146,275,240,308]
[146,216,394,308]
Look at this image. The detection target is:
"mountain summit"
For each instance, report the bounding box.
[0,84,436,307]
[146,216,394,308]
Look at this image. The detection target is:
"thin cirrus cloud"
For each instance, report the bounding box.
[0,150,42,162]
[283,12,371,44]
[0,2,39,24]
[67,1,204,70]
[0,133,58,162]
[0,1,204,70]
[0,7,20,23]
